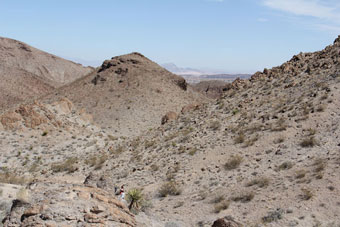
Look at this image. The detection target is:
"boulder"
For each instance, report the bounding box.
[212,217,242,227]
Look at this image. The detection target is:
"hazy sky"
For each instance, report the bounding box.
[1,0,339,73]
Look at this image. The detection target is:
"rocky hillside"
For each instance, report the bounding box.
[46,52,206,137]
[0,37,93,111]
[78,36,339,226]
[1,36,340,226]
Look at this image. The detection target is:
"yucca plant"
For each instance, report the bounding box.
[126,188,143,211]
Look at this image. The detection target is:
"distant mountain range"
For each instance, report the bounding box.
[162,63,251,83]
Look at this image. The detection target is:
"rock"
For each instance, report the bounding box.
[161,111,178,125]
[3,182,136,227]
[172,76,187,91]
[212,217,242,227]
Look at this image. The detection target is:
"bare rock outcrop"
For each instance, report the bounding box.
[2,182,136,227]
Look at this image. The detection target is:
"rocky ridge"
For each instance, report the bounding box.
[0,37,93,111]
[46,52,206,137]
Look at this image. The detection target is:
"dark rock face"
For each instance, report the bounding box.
[174,77,187,91]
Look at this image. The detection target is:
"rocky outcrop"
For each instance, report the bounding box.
[0,98,91,131]
[250,35,340,83]
[2,182,136,227]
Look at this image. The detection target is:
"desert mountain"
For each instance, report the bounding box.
[0,37,93,111]
[47,52,206,137]
[1,36,340,226]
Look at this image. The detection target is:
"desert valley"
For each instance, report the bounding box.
[0,35,340,227]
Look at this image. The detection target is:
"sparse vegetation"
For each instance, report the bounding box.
[262,209,284,223]
[159,181,182,197]
[277,161,294,171]
[214,200,230,213]
[230,191,254,203]
[295,169,307,179]
[209,120,221,131]
[0,172,28,185]
[51,157,78,173]
[300,137,317,147]
[234,133,245,144]
[224,155,243,170]
[246,177,270,188]
[300,188,313,200]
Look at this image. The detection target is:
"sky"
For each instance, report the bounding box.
[0,0,339,74]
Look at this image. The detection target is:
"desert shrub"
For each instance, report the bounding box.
[232,109,239,115]
[188,147,198,156]
[313,158,326,173]
[244,134,259,147]
[28,162,40,173]
[150,164,159,172]
[246,177,270,188]
[209,120,221,131]
[295,170,307,179]
[316,104,326,112]
[271,118,287,131]
[159,181,182,197]
[300,188,313,200]
[211,194,225,204]
[273,136,285,144]
[214,200,230,213]
[51,157,78,173]
[144,140,156,149]
[262,209,284,223]
[230,191,254,203]
[234,133,245,144]
[307,128,316,136]
[277,161,294,171]
[300,137,317,147]
[0,172,27,185]
[224,155,243,170]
